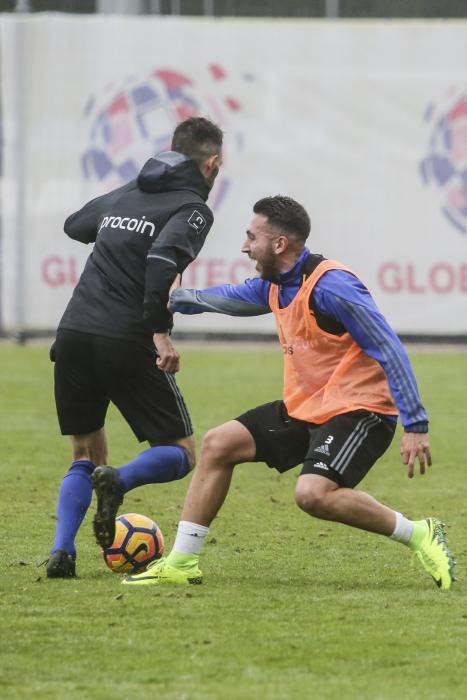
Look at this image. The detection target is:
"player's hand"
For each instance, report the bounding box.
[168,274,182,310]
[153,333,180,373]
[400,432,432,478]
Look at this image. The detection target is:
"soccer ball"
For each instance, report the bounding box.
[102,513,164,574]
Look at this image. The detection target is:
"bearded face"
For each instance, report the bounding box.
[241,213,283,282]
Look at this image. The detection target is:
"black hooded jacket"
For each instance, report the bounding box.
[58,151,214,341]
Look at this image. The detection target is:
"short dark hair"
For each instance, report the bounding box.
[171,117,223,165]
[253,195,310,242]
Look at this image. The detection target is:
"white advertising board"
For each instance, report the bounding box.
[1,16,466,335]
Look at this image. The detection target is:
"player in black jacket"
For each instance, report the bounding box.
[46,117,223,578]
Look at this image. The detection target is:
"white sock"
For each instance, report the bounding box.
[389,511,414,545]
[172,520,209,555]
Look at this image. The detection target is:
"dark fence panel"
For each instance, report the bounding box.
[0,0,465,17]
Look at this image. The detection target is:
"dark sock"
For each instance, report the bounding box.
[118,446,190,492]
[51,460,95,556]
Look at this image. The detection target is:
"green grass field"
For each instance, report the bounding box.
[1,344,466,700]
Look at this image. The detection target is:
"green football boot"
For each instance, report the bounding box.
[122,556,203,586]
[411,518,455,590]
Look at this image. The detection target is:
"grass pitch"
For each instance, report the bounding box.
[0,344,466,700]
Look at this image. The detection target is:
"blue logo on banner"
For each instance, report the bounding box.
[81,65,252,211]
[420,90,467,235]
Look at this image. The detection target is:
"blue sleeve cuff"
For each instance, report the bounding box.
[403,421,429,434]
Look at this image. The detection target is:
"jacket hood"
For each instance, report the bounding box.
[136,151,210,201]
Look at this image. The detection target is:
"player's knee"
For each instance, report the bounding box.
[200,427,233,466]
[295,484,330,518]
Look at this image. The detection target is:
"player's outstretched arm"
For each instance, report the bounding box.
[169,280,271,317]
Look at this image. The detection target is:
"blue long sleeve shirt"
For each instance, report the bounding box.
[170,248,428,432]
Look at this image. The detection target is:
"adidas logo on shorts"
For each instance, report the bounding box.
[312,461,329,470]
[314,435,334,457]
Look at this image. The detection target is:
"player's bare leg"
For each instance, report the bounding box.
[181,421,255,525]
[294,474,396,534]
[122,420,255,585]
[295,474,455,589]
[71,427,108,464]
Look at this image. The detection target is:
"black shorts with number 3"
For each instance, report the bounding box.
[235,400,396,488]
[52,329,192,443]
